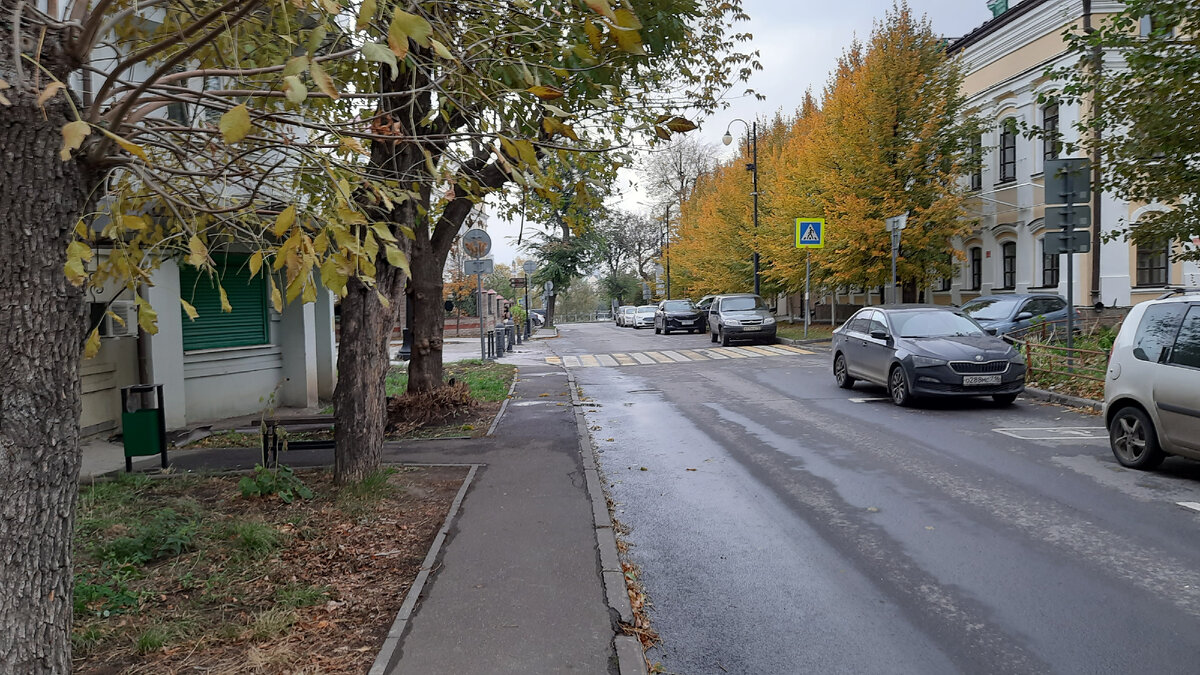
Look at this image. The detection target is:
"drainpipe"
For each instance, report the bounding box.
[1083,0,1103,304]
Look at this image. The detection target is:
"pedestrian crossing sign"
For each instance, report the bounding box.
[795,218,825,248]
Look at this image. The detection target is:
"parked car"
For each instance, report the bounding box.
[529,309,546,327]
[831,305,1026,406]
[633,305,657,329]
[708,294,777,345]
[616,305,636,327]
[695,295,717,332]
[959,293,1073,336]
[655,299,703,334]
[1103,289,1200,470]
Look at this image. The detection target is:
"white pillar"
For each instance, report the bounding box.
[279,299,318,408]
[144,260,188,429]
[313,285,337,399]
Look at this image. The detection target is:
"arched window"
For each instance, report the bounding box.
[1001,241,1017,289]
[969,247,983,290]
[1136,239,1171,287]
[999,118,1017,183]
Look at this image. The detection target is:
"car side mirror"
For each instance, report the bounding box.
[985,327,999,336]
[870,330,890,341]
[1015,311,1034,321]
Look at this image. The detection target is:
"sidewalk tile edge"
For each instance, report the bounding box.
[485,369,521,437]
[565,368,648,675]
[368,463,481,675]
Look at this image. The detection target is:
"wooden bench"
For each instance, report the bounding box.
[261,415,336,466]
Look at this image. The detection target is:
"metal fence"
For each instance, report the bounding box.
[1007,316,1120,399]
[557,312,613,323]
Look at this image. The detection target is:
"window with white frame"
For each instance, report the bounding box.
[1040,237,1060,287]
[998,119,1017,183]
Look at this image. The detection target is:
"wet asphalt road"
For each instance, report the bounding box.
[550,321,1200,675]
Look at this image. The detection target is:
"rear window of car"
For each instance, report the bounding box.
[961,297,1020,321]
[1167,306,1200,368]
[1132,304,1187,363]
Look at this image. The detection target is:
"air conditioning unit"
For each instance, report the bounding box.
[104,300,139,338]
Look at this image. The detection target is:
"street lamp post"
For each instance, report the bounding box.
[723,119,760,296]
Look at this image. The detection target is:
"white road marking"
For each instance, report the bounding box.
[631,352,657,365]
[660,350,692,363]
[1178,502,1200,513]
[993,427,1107,441]
[595,354,618,367]
[562,356,581,368]
[849,397,890,403]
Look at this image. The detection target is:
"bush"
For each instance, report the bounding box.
[239,464,313,503]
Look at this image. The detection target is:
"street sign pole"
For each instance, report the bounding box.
[1046,158,1090,363]
[804,249,811,338]
[885,214,908,304]
[477,270,486,361]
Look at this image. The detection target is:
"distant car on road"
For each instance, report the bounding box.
[695,295,717,332]
[655,299,703,334]
[618,306,637,327]
[1103,289,1200,470]
[633,305,657,329]
[832,305,1025,406]
[959,293,1072,336]
[707,294,777,345]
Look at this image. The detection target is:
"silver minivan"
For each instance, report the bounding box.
[707,293,777,346]
[1103,290,1200,469]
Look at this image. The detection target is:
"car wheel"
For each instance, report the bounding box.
[720,329,730,347]
[711,329,718,343]
[992,393,1018,406]
[1108,406,1166,470]
[888,366,913,407]
[834,354,855,389]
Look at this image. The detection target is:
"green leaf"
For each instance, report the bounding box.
[391,9,432,48]
[430,38,453,60]
[282,55,309,77]
[385,244,411,276]
[362,42,399,80]
[309,62,339,99]
[219,104,252,144]
[283,76,307,104]
[356,0,376,30]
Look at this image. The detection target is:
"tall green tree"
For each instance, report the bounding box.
[1049,0,1200,259]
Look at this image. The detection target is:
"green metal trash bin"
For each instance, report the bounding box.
[120,384,168,472]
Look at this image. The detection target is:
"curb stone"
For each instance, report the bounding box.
[485,370,521,437]
[564,368,647,675]
[368,464,482,675]
[777,336,833,347]
[1022,386,1103,413]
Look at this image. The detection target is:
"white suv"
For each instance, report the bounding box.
[1103,289,1200,469]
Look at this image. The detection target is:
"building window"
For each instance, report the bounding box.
[179,255,270,350]
[1041,238,1060,287]
[1001,241,1017,289]
[1136,239,1170,287]
[1042,104,1060,161]
[999,119,1017,183]
[970,135,982,191]
[969,247,983,290]
[1140,14,1175,38]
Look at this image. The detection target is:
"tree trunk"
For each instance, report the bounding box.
[0,89,92,671]
[405,233,446,393]
[332,266,404,483]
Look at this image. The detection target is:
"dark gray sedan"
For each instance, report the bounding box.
[959,293,1073,336]
[655,299,703,334]
[832,305,1026,406]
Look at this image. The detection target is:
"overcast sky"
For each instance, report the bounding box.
[486,0,999,268]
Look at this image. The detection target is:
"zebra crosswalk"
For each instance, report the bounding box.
[546,343,815,369]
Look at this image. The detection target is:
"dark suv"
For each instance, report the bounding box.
[655,299,703,334]
[708,294,777,345]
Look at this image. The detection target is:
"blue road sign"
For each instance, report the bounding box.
[796,218,825,248]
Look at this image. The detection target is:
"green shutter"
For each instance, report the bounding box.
[179,255,269,350]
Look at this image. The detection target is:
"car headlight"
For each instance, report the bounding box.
[763,316,776,325]
[910,355,947,368]
[724,319,741,326]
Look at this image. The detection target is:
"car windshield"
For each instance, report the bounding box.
[891,311,986,338]
[721,297,766,311]
[622,307,635,314]
[636,306,656,315]
[960,297,1021,321]
[663,300,694,311]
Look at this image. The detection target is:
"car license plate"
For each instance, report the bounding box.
[681,320,693,325]
[742,325,760,331]
[963,375,1001,386]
